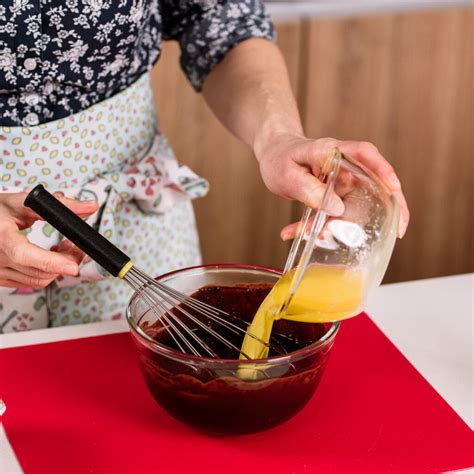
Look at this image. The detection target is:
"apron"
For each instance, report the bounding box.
[0,73,209,333]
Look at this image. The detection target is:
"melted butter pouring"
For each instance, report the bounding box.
[240,265,364,362]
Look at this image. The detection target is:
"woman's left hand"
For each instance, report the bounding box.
[254,134,409,239]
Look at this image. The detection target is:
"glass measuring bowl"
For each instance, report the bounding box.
[279,147,399,322]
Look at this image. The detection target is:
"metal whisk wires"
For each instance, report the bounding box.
[126,266,277,359]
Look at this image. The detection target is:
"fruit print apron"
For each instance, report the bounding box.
[0,73,209,333]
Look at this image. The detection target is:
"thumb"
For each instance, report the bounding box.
[290,171,344,216]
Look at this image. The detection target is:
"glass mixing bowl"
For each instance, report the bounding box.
[127,265,339,435]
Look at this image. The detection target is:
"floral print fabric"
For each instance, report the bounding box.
[0,73,208,332]
[0,0,275,126]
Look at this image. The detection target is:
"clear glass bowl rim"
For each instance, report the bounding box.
[126,263,341,366]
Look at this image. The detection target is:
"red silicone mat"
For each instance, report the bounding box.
[1,314,472,473]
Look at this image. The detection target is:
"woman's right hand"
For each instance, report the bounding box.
[0,192,98,289]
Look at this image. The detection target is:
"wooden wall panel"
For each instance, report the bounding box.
[151,23,301,269]
[301,8,473,282]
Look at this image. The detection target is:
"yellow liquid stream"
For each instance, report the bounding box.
[240,265,364,361]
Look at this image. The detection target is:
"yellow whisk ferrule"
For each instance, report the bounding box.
[118,260,134,279]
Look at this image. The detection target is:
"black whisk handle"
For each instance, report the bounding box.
[24,184,131,277]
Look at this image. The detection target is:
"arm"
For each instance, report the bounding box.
[203,39,302,157]
[202,38,409,237]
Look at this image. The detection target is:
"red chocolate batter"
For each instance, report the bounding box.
[133,284,335,435]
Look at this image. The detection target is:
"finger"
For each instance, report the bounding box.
[280,221,300,241]
[0,268,55,288]
[53,193,99,218]
[394,189,410,238]
[293,137,338,170]
[282,191,409,241]
[0,279,53,289]
[288,170,345,216]
[334,169,357,197]
[8,263,58,280]
[2,192,43,228]
[53,240,86,265]
[335,142,409,238]
[4,192,98,228]
[0,279,28,289]
[2,228,79,275]
[337,141,401,192]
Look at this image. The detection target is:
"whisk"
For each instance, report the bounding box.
[24,185,283,360]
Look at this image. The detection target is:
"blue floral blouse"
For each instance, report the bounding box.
[0,0,275,127]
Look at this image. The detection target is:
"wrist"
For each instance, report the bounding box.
[252,117,304,162]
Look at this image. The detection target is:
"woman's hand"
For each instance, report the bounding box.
[254,134,409,238]
[202,39,409,237]
[0,192,98,289]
